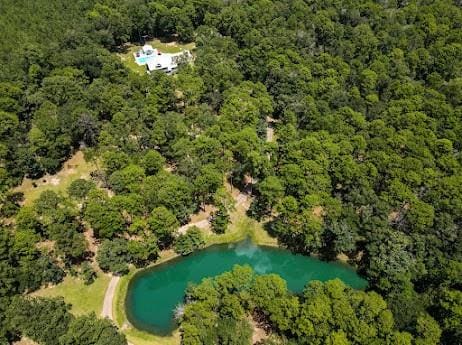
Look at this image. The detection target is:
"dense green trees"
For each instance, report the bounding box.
[174,227,205,256]
[180,266,434,345]
[6,297,127,345]
[84,190,125,239]
[0,0,461,343]
[97,236,158,274]
[7,297,72,345]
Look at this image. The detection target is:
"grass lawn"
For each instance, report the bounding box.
[32,274,110,316]
[206,195,278,247]
[13,151,96,206]
[117,39,195,75]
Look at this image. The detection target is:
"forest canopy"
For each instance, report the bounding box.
[0,0,461,344]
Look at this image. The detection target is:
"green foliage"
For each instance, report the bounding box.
[59,313,127,345]
[1,0,462,342]
[0,191,23,217]
[144,172,195,222]
[7,297,72,345]
[84,190,125,239]
[127,234,159,267]
[0,227,64,298]
[96,239,130,275]
[108,164,145,194]
[174,226,205,256]
[147,206,179,248]
[210,206,229,234]
[80,262,96,285]
[67,179,95,199]
[182,267,421,345]
[193,164,223,206]
[5,297,127,345]
[141,150,165,176]
[97,236,159,274]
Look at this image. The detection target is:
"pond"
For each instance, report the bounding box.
[125,240,367,335]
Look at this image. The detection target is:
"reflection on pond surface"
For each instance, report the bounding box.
[125,240,367,335]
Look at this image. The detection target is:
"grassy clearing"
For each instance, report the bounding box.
[117,39,195,75]
[124,328,180,345]
[32,274,110,316]
[13,151,95,206]
[206,195,278,247]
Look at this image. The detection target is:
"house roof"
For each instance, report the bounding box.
[142,44,154,52]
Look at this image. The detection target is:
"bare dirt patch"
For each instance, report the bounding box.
[84,228,98,256]
[312,206,324,219]
[50,177,60,186]
[13,337,39,345]
[336,253,349,263]
[36,240,56,253]
[178,219,210,235]
[248,316,269,344]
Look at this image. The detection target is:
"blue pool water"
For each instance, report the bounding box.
[136,56,151,64]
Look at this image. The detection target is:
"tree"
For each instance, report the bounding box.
[251,175,284,218]
[7,297,72,345]
[216,318,252,345]
[96,239,130,275]
[67,179,95,199]
[258,176,284,210]
[144,172,194,222]
[0,191,23,217]
[127,235,159,267]
[414,313,442,345]
[102,151,130,175]
[59,314,127,345]
[147,206,179,248]
[210,206,229,234]
[84,190,125,239]
[54,228,87,264]
[87,3,131,48]
[108,164,145,194]
[193,164,223,207]
[141,150,165,176]
[80,262,96,285]
[35,190,62,215]
[174,226,205,255]
[175,68,205,106]
[434,288,462,345]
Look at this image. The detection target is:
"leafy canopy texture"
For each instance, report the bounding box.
[0,0,461,343]
[180,266,434,345]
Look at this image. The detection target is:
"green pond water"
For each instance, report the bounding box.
[125,240,367,335]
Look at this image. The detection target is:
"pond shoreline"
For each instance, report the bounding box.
[122,239,367,336]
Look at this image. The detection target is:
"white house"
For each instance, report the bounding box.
[134,46,192,74]
[146,51,191,73]
[142,44,154,55]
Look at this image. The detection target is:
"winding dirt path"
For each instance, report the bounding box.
[266,116,276,143]
[101,275,120,319]
[177,218,210,235]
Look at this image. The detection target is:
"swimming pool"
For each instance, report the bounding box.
[135,56,154,65]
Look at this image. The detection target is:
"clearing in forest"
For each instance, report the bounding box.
[118,39,195,75]
[13,151,96,206]
[32,274,110,316]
